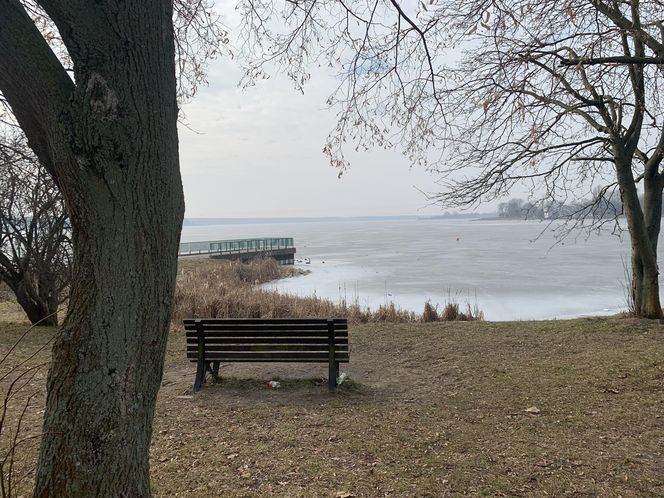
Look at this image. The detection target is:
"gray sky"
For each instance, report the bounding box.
[177,8,445,218]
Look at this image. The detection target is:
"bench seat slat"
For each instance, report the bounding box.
[187,352,350,361]
[186,337,348,345]
[188,358,350,363]
[184,318,347,326]
[186,344,348,352]
[184,324,347,332]
[185,330,348,338]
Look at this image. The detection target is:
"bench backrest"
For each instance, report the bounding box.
[184,318,349,363]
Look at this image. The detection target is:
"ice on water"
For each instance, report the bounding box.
[182,218,637,321]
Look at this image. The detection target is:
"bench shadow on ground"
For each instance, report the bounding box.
[162,360,382,407]
[193,375,374,406]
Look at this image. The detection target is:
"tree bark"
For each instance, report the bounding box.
[35,179,183,496]
[0,1,184,495]
[615,152,663,318]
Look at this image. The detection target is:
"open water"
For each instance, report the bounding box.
[181,218,640,321]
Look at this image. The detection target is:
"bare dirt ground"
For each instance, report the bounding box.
[0,303,663,497]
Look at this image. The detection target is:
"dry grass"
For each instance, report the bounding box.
[0,311,52,497]
[440,302,484,321]
[425,301,484,322]
[0,308,662,496]
[174,258,476,324]
[151,318,664,497]
[1,257,481,326]
[422,300,439,322]
[0,284,13,304]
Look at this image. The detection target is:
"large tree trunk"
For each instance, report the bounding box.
[32,39,185,498]
[0,2,183,495]
[635,172,664,317]
[615,153,663,318]
[34,177,183,495]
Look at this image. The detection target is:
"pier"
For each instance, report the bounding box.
[178,238,296,265]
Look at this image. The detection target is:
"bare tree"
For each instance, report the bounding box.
[0,123,70,327]
[0,0,226,330]
[239,0,664,318]
[0,0,226,495]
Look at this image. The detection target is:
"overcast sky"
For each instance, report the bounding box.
[177,4,447,219]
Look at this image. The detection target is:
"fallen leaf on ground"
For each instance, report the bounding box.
[525,406,541,414]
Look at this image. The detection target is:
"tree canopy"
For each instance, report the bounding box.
[240,0,664,316]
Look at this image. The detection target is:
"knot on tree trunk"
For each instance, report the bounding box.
[66,72,132,173]
[86,73,119,120]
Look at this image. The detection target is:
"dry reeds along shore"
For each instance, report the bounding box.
[173,257,483,324]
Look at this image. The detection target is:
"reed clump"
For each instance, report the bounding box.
[422,301,439,322]
[173,258,483,324]
[440,302,483,321]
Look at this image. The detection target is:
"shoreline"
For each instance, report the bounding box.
[261,262,628,322]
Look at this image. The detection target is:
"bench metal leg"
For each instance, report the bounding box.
[327,319,337,392]
[328,360,337,392]
[193,360,206,392]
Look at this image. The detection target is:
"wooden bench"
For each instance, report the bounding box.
[184,318,350,392]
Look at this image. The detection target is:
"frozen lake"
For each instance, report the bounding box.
[181,218,639,321]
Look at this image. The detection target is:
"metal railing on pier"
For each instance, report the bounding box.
[178,238,295,257]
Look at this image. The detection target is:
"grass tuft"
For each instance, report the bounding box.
[422,300,439,322]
